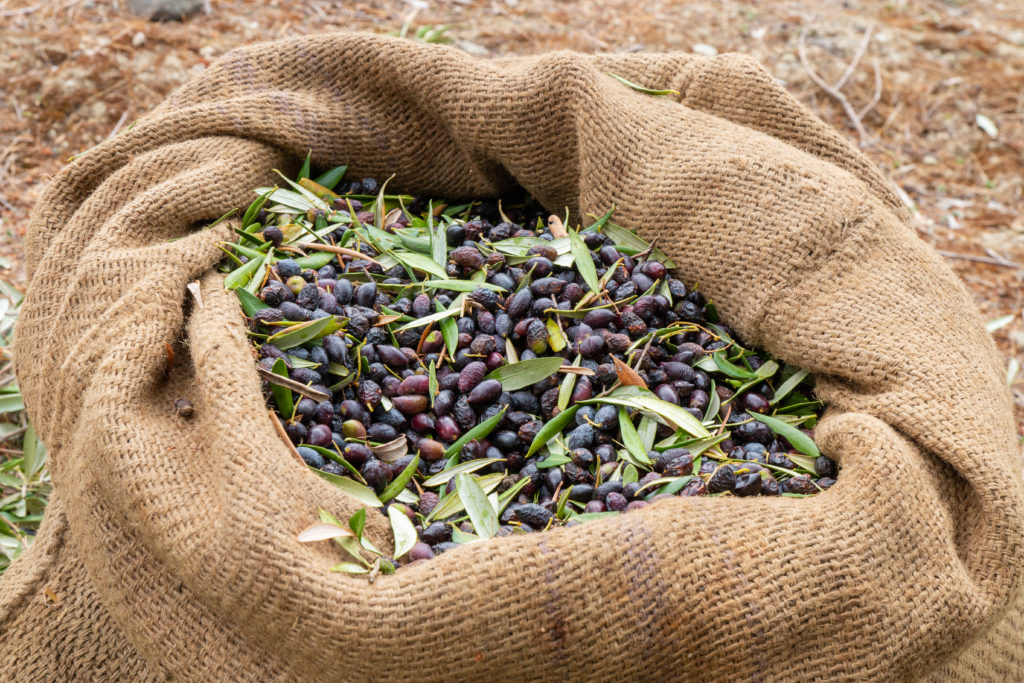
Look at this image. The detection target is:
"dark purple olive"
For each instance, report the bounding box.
[357,380,382,409]
[417,438,446,462]
[571,376,594,403]
[451,245,486,270]
[654,383,680,405]
[458,361,487,393]
[734,472,762,497]
[742,392,771,414]
[468,379,502,406]
[398,375,430,395]
[434,390,455,416]
[354,282,377,308]
[436,416,461,442]
[392,395,429,416]
[578,334,605,358]
[375,344,410,369]
[583,309,616,328]
[409,542,435,561]
[411,413,436,434]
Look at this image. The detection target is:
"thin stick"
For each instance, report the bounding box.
[270,411,306,466]
[798,26,879,146]
[295,242,381,264]
[256,366,331,402]
[936,250,1021,269]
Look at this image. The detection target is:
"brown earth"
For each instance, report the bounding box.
[0,0,1021,433]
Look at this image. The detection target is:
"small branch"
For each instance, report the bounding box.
[936,250,1021,269]
[798,25,880,147]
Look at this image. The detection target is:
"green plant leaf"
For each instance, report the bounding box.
[267,315,341,350]
[0,393,24,414]
[392,251,448,279]
[379,454,419,503]
[311,467,383,507]
[443,406,507,459]
[242,187,275,229]
[770,369,809,406]
[236,287,269,318]
[526,405,581,457]
[712,352,757,380]
[393,307,460,333]
[388,505,418,558]
[313,164,347,190]
[422,458,505,488]
[618,408,653,467]
[293,251,337,270]
[456,473,498,538]
[428,473,504,521]
[223,249,268,290]
[754,359,779,380]
[749,412,820,458]
[21,424,45,479]
[415,279,506,292]
[330,562,370,574]
[583,387,709,438]
[269,359,294,417]
[536,453,572,469]
[298,150,312,181]
[484,357,564,391]
[607,72,680,96]
[569,230,601,294]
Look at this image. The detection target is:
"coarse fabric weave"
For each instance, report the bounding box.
[1,33,1021,681]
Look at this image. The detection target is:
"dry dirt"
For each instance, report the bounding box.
[1,0,1022,432]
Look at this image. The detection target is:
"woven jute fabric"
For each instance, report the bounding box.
[1,33,1021,681]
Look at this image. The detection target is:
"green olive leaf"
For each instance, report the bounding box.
[569,230,601,294]
[770,369,810,406]
[443,406,507,460]
[617,408,653,467]
[379,454,419,502]
[484,357,564,391]
[422,458,505,488]
[388,506,418,559]
[526,405,581,458]
[313,164,347,191]
[456,472,499,539]
[311,467,383,507]
[748,412,820,459]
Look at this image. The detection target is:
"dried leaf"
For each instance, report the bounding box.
[548,214,568,238]
[612,355,647,388]
[371,436,409,463]
[297,522,356,543]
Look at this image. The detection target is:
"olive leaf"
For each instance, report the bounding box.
[371,436,409,463]
[393,307,460,333]
[569,230,601,294]
[606,72,680,96]
[268,358,294,417]
[712,351,757,380]
[748,412,820,459]
[297,522,356,543]
[311,468,383,507]
[297,150,312,180]
[583,386,709,438]
[442,406,507,459]
[242,187,275,229]
[484,357,564,391]
[427,472,505,521]
[617,408,653,467]
[267,316,343,350]
[313,164,347,190]
[388,506,418,559]
[236,287,268,317]
[422,458,505,488]
[379,455,419,502]
[546,318,567,352]
[556,354,580,412]
[456,473,499,539]
[770,369,809,406]
[611,356,647,388]
[526,405,581,457]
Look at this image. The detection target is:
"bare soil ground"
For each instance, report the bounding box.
[1,0,1022,432]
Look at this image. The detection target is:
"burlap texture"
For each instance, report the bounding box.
[1,33,1021,680]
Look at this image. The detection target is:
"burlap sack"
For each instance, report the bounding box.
[1,33,1021,680]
